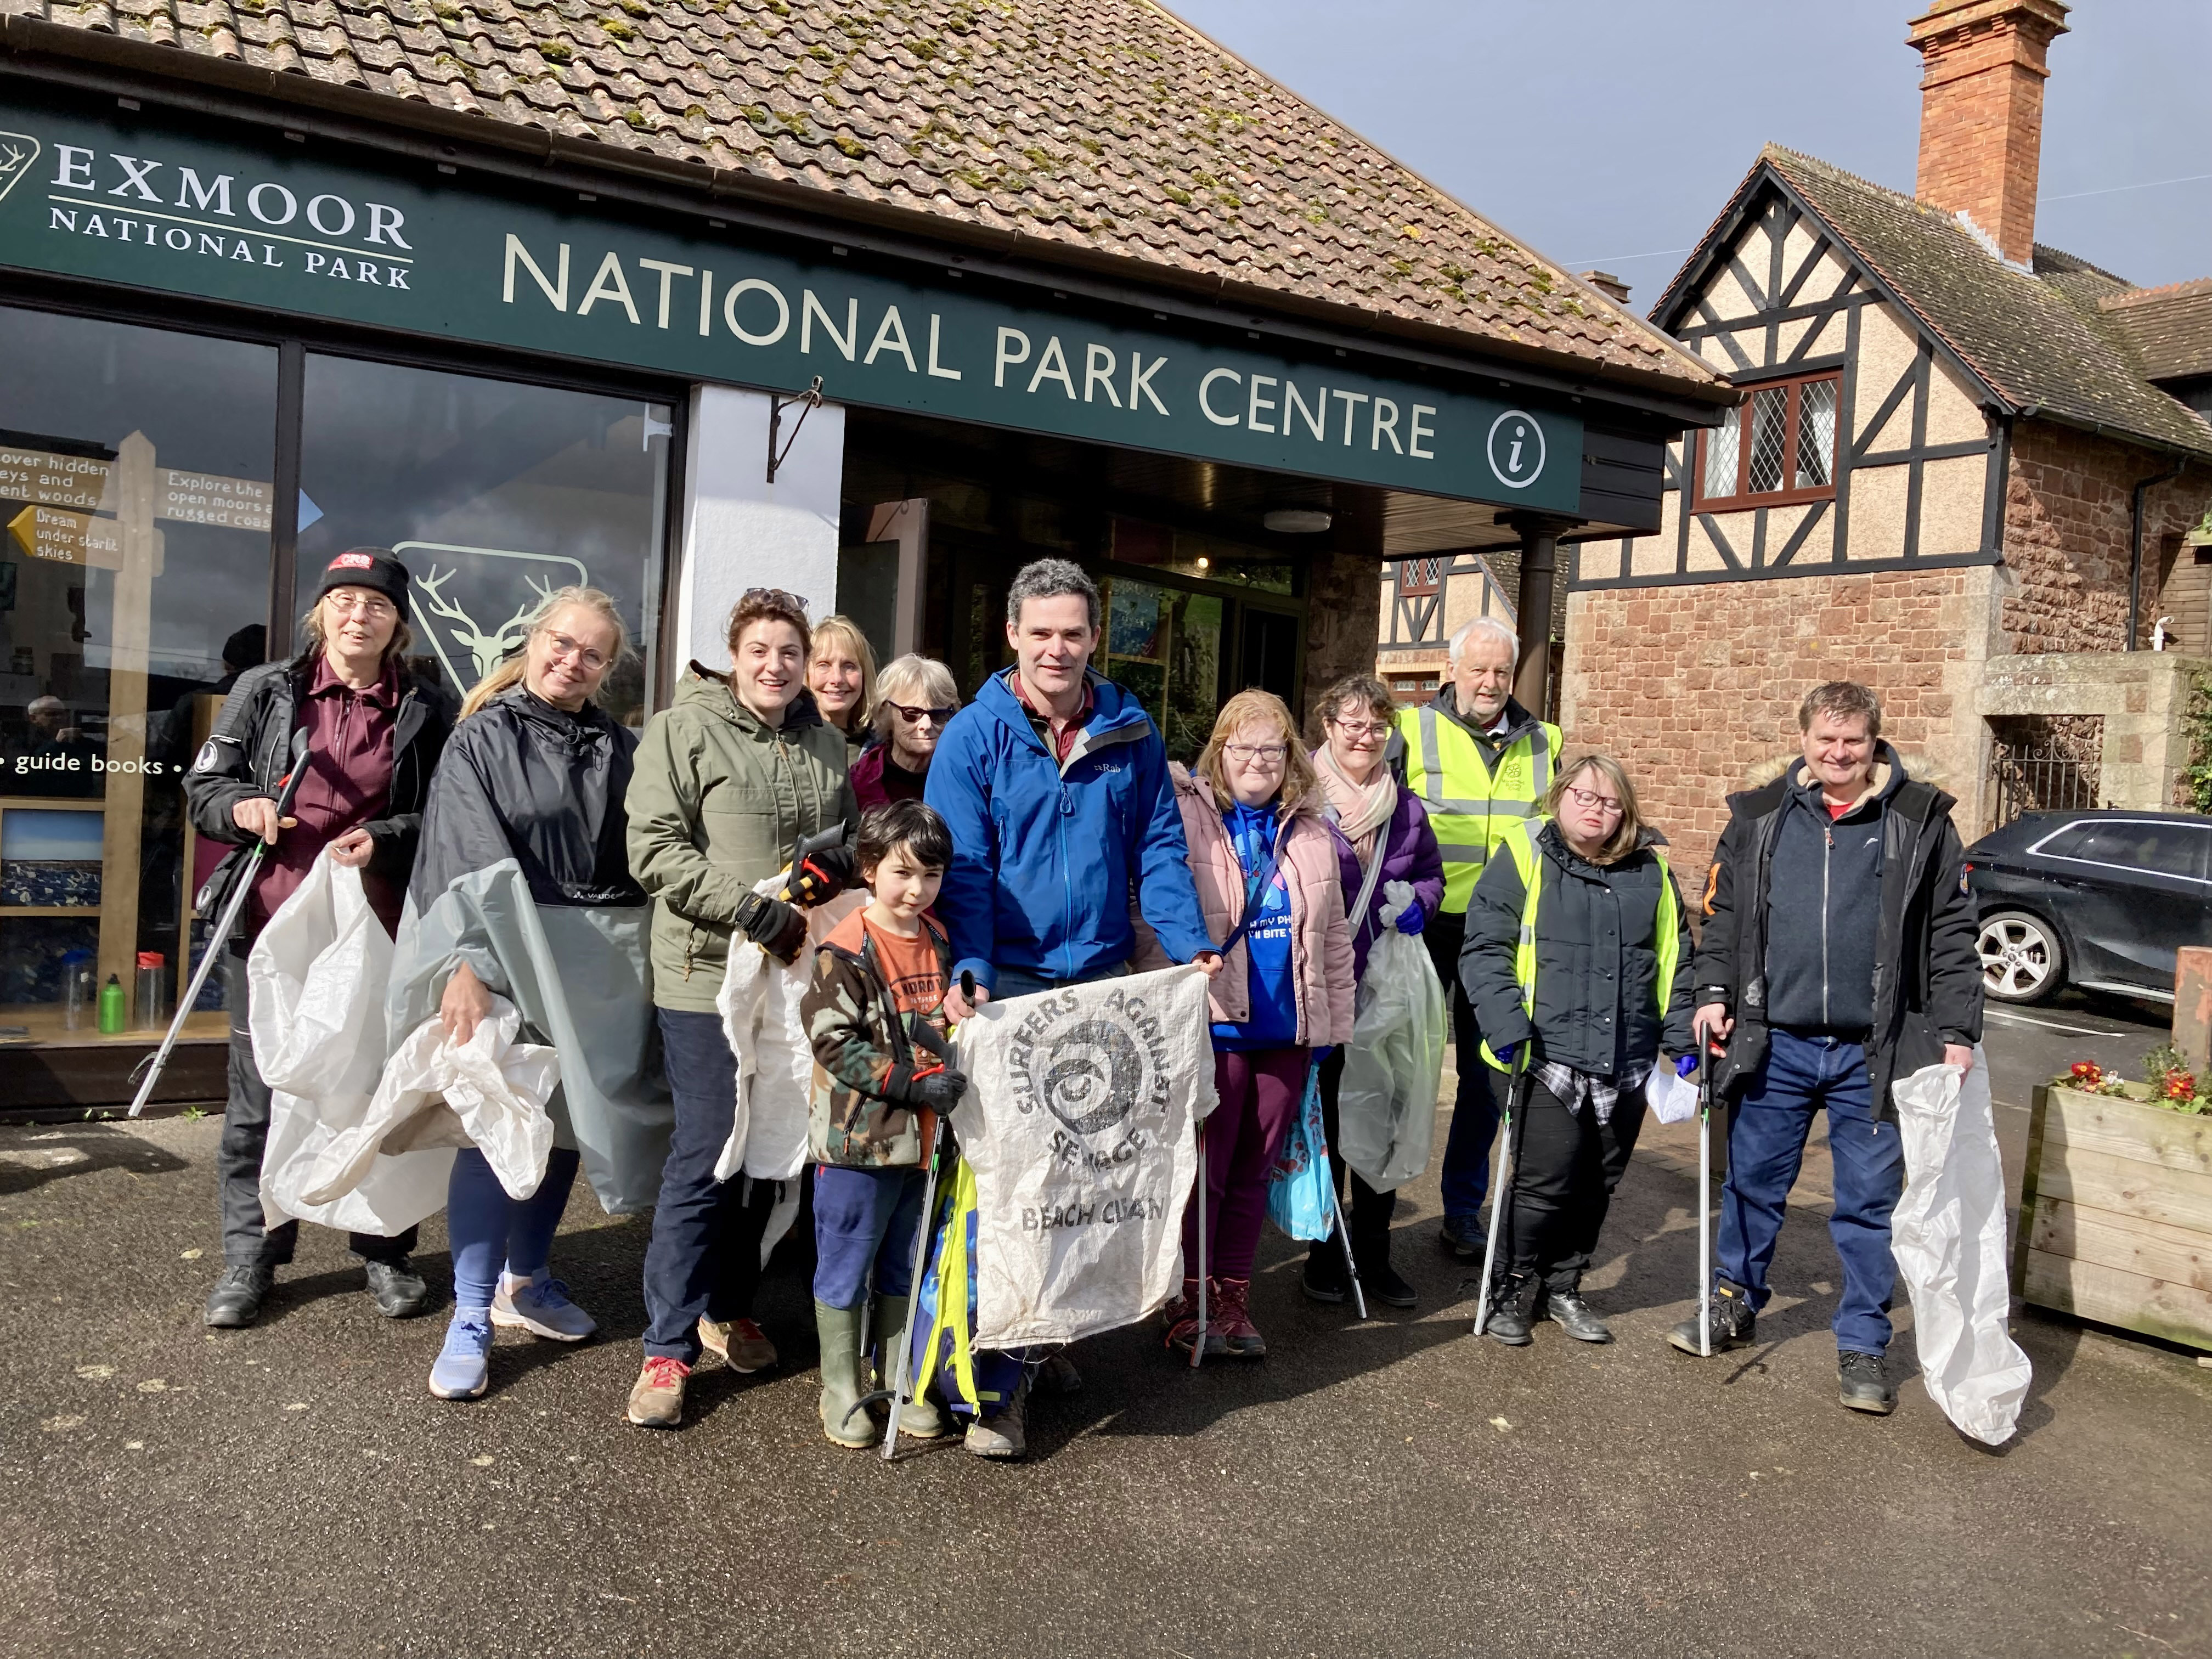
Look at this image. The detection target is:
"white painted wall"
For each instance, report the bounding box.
[673,384,845,670]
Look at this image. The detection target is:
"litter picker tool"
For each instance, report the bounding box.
[780,822,849,905]
[1324,1151,1368,1322]
[851,976,964,1459]
[127,730,311,1119]
[1471,1046,1531,1338]
[1696,1032,1724,1358]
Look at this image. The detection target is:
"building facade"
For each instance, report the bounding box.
[0,0,1730,1105]
[1562,0,2212,880]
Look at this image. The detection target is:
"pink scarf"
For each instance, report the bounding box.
[1313,743,1396,861]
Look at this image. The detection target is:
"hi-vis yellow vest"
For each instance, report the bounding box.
[1478,820,1681,1070]
[1398,702,1563,912]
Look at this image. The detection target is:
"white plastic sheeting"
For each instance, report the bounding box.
[1890,1053,2034,1446]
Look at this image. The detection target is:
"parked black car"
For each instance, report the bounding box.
[1965,810,2211,1004]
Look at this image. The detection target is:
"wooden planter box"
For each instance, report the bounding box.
[2015,1084,2212,1351]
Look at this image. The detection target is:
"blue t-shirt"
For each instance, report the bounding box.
[1212,799,1299,1052]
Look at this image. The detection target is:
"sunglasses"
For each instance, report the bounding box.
[887,701,958,726]
[740,586,809,615]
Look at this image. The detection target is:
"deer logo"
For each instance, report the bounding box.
[393,541,590,692]
[0,132,41,208]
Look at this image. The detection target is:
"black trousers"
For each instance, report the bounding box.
[1307,1047,1397,1268]
[219,945,418,1268]
[1505,1070,1644,1292]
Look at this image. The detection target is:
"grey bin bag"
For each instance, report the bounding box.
[386,857,673,1215]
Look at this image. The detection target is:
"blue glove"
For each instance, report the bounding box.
[1675,1053,1698,1079]
[1492,1041,1518,1067]
[1393,899,1426,935]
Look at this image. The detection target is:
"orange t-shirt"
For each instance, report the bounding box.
[862,915,948,1024]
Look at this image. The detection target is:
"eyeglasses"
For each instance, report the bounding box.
[541,630,611,673]
[1223,742,1289,765]
[324,593,395,618]
[1330,718,1392,740]
[887,701,958,726]
[740,586,809,615]
[1563,783,1624,816]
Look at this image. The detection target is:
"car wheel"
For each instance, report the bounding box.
[1977,910,2063,1004]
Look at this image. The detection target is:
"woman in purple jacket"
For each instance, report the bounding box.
[1306,674,1446,1308]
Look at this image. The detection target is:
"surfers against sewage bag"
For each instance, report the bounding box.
[951,964,1216,1348]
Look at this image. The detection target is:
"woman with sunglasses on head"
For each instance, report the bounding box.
[1458,753,1694,1347]
[399,586,655,1400]
[850,654,959,811]
[807,615,878,766]
[623,586,856,1430]
[1137,689,1354,1361]
[1301,674,1444,1310]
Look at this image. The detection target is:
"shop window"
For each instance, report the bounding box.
[1695,374,1840,510]
[296,356,672,724]
[1100,575,1223,763]
[0,306,280,1042]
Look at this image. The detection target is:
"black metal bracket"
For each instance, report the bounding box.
[766,376,825,483]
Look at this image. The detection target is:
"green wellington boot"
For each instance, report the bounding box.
[815,1300,881,1449]
[872,1294,951,1439]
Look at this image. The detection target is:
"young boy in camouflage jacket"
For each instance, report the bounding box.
[800,799,968,1448]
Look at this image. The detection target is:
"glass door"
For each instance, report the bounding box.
[1101,575,1224,764]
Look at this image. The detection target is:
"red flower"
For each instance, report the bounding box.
[2164,1071,2197,1102]
[2070,1061,2104,1086]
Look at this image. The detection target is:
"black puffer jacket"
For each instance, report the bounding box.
[1692,745,1983,1119]
[410,687,645,911]
[1460,821,1695,1077]
[183,652,452,919]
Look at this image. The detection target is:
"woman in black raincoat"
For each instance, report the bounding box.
[404,585,651,1402]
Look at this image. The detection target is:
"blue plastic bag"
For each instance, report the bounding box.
[1265,1060,1335,1242]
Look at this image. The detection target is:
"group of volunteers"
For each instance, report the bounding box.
[187,543,1982,1462]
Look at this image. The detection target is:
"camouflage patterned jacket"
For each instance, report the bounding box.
[802,907,953,1168]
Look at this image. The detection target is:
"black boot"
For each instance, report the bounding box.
[204,1262,274,1328]
[1666,1279,1756,1355]
[1838,1350,1898,1415]
[1354,1246,1417,1309]
[364,1257,430,1318]
[1544,1288,1612,1344]
[1301,1241,1350,1304]
[1482,1272,1541,1346]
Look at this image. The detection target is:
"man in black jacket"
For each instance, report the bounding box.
[1673,681,1982,1415]
[183,550,453,1329]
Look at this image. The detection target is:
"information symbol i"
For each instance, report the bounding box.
[1486,410,1545,489]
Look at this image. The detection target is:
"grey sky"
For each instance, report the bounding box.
[1169,1,2210,309]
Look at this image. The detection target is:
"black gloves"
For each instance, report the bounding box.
[786,843,856,907]
[893,1067,969,1112]
[735,892,810,963]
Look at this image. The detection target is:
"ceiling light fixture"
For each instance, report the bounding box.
[1262,509,1333,534]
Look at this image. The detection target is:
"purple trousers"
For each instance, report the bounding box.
[1183,1046,1309,1282]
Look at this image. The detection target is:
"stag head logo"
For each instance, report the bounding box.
[392,541,590,692]
[0,132,41,207]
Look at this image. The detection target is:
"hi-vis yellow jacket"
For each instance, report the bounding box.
[1395,691,1562,914]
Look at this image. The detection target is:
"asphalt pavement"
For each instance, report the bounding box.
[4,1004,2208,1659]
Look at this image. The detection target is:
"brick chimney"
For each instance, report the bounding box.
[1578,270,1632,306]
[1906,0,2070,265]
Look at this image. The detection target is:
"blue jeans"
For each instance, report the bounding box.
[639,1008,778,1363]
[447,1146,581,1310]
[1716,1028,1904,1356]
[1428,912,1500,1226]
[813,1165,927,1309]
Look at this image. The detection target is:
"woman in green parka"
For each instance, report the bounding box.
[623,588,856,1431]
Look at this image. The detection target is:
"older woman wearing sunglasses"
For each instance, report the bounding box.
[850,654,959,812]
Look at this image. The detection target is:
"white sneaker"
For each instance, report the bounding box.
[491,1272,596,1341]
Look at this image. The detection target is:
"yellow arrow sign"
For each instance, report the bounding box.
[5,504,162,573]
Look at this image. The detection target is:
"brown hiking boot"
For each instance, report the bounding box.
[625,1356,690,1429]
[1165,1274,1227,1358]
[698,1316,777,1374]
[1214,1277,1265,1358]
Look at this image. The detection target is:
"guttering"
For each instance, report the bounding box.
[2128,460,2183,651]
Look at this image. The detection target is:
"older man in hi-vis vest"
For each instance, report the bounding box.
[1391,616,1561,1260]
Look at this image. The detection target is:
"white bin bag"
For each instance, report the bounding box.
[253,853,451,1235]
[1889,1052,2034,1446]
[1334,926,1447,1193]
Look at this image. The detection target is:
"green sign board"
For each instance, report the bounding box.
[0,87,1582,512]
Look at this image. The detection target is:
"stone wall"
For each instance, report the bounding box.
[1977,650,2209,810]
[1562,565,1997,881]
[1301,546,1384,728]
[2002,421,2211,654]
